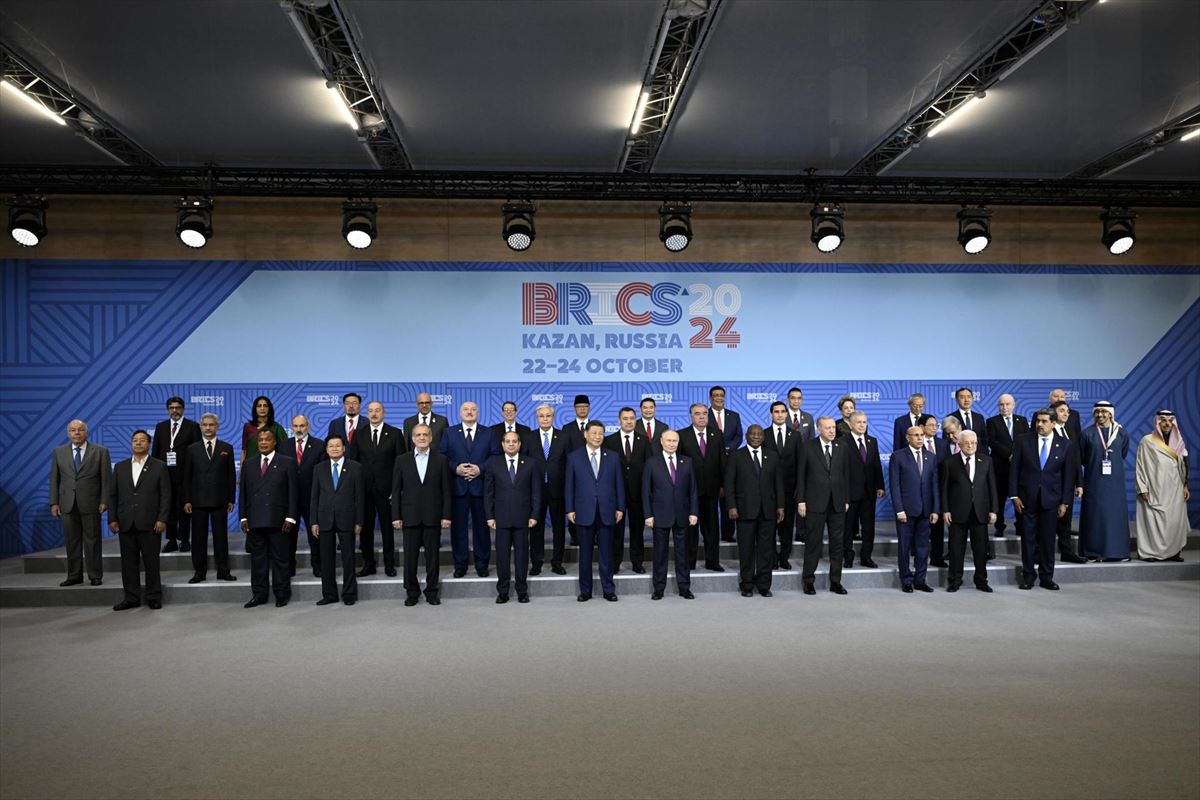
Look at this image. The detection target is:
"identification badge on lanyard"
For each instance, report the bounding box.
[1101,459,1112,475]
[166,451,177,467]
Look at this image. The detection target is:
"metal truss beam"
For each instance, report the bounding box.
[2,165,1197,207]
[619,0,723,174]
[847,0,1098,177]
[1067,106,1200,179]
[281,0,411,169]
[1,43,160,167]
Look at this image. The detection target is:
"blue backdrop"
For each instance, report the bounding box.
[2,259,1197,557]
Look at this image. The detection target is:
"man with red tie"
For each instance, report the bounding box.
[676,403,726,572]
[604,408,650,574]
[709,385,743,543]
[239,430,298,607]
[326,392,367,461]
[288,415,325,577]
[639,397,667,449]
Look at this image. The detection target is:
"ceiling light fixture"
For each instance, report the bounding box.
[501,201,536,251]
[327,82,359,131]
[1100,207,1135,256]
[659,202,692,252]
[810,204,845,253]
[956,206,992,255]
[176,198,213,248]
[926,91,986,139]
[0,78,67,127]
[342,200,377,249]
[8,196,48,247]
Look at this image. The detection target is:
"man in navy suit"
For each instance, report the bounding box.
[287,415,325,578]
[310,434,365,606]
[951,387,989,452]
[796,417,852,595]
[239,429,298,608]
[565,421,625,601]
[326,392,367,461]
[709,385,743,543]
[725,425,785,598]
[1009,409,1076,590]
[560,394,593,453]
[524,404,569,575]
[892,393,925,454]
[440,401,500,578]
[484,431,541,603]
[642,430,698,599]
[889,424,940,593]
[920,414,952,568]
[182,412,238,583]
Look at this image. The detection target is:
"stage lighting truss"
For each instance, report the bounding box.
[1100,207,1135,255]
[810,203,844,253]
[957,206,992,255]
[502,201,536,251]
[7,195,47,247]
[176,197,213,249]
[659,202,693,252]
[342,200,377,249]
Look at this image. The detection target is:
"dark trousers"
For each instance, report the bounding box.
[718,494,736,541]
[577,520,615,596]
[929,515,946,561]
[360,490,396,571]
[949,510,990,587]
[451,494,490,571]
[994,462,1017,532]
[532,489,566,568]
[845,494,878,561]
[1020,502,1059,580]
[776,498,797,563]
[1055,499,1077,556]
[687,494,720,570]
[495,526,529,597]
[802,501,844,584]
[298,508,319,575]
[736,516,774,593]
[190,506,230,577]
[613,499,645,568]
[63,507,103,582]
[247,527,291,601]
[318,529,357,601]
[165,473,189,544]
[403,525,441,600]
[652,525,689,592]
[896,514,931,586]
[118,528,162,604]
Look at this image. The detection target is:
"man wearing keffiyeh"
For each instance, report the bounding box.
[1134,410,1191,561]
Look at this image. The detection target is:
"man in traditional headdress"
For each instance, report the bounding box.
[1078,401,1131,561]
[1134,411,1191,561]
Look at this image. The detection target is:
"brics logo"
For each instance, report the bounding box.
[522,281,686,327]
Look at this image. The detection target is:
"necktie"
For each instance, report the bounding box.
[73,446,82,472]
[624,434,631,461]
[792,412,800,431]
[1006,416,1013,437]
[752,449,761,471]
[668,455,676,484]
[422,415,428,426]
[590,450,599,478]
[698,430,706,457]
[580,421,586,433]
[346,419,355,442]
[332,461,340,490]
[716,410,724,431]
[466,428,473,444]
[171,421,178,442]
[824,443,832,468]
[542,431,551,458]
[374,428,381,446]
[1039,437,1050,468]
[645,421,652,438]
[916,449,923,475]
[207,440,214,460]
[963,413,971,431]
[858,437,867,463]
[261,456,269,476]
[296,440,303,464]
[965,455,973,482]
[509,458,517,484]
[777,428,784,451]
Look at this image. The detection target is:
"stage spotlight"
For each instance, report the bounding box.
[659,203,693,252]
[956,206,992,255]
[810,203,844,253]
[1100,207,1135,255]
[8,196,47,247]
[342,200,377,249]
[502,201,535,251]
[175,198,213,248]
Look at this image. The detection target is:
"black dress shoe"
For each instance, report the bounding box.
[357,567,376,577]
[217,572,237,581]
[60,578,82,587]
[740,590,754,597]
[453,568,467,578]
[148,600,162,610]
[476,568,489,578]
[1039,579,1060,590]
[577,593,591,602]
[902,584,914,593]
[929,559,949,568]
[976,584,994,592]
[679,589,695,599]
[651,590,664,600]
[316,597,337,606]
[632,565,646,574]
[404,597,419,606]
[986,553,995,561]
[530,565,543,576]
[244,597,267,608]
[517,594,529,603]
[946,583,960,592]
[385,567,397,577]
[844,559,854,570]
[1018,580,1033,590]
[1060,552,1086,564]
[778,560,792,570]
[914,582,934,593]
[707,564,725,572]
[179,542,191,553]
[759,589,773,597]
[860,558,878,568]
[275,598,289,607]
[90,578,103,586]
[603,593,618,602]
[162,541,178,553]
[802,582,816,595]
[496,594,509,604]
[311,567,321,577]
[830,583,847,595]
[343,598,356,605]
[112,600,139,611]
[551,565,567,575]
[1166,554,1185,562]
[188,575,205,584]
[426,596,441,605]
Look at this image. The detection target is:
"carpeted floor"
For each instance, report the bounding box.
[2,581,1197,800]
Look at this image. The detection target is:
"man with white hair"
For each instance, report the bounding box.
[986,393,1029,538]
[1078,401,1131,561]
[940,430,997,592]
[1134,411,1191,561]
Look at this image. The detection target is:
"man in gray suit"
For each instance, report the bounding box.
[49,419,112,586]
[107,430,171,610]
[310,434,366,606]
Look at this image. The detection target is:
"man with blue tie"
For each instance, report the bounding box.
[310,434,365,606]
[642,430,698,599]
[49,419,112,587]
[441,401,501,578]
[1009,409,1076,590]
[565,421,625,602]
[484,432,541,604]
[524,404,569,575]
[889,425,941,593]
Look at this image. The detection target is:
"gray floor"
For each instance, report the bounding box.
[2,582,1198,800]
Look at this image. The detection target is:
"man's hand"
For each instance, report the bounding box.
[393,520,402,529]
[797,502,807,518]
[527,518,537,528]
[183,503,193,514]
[728,508,740,521]
[775,508,784,523]
[107,522,119,533]
[896,512,908,523]
[240,520,250,534]
[98,504,108,513]
[311,525,320,537]
[1138,492,1149,502]
[1057,504,1068,518]
[876,489,885,498]
[51,504,61,518]
[154,521,166,534]
[487,519,497,530]
[282,521,294,533]
[440,518,452,529]
[354,524,362,534]
[1185,487,1191,502]
[688,515,698,526]
[1012,497,1025,514]
[615,511,623,523]
[1075,487,1084,499]
[227,503,234,513]
[645,517,655,528]
[987,512,997,524]
[567,512,576,524]
[929,513,938,524]
[944,512,953,525]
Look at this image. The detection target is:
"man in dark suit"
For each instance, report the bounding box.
[440,401,500,578]
[484,431,541,603]
[941,429,997,592]
[604,407,650,573]
[565,421,625,601]
[1010,409,1077,590]
[182,412,237,583]
[763,402,801,569]
[524,404,569,575]
[107,430,171,610]
[489,400,532,446]
[785,387,816,440]
[403,392,449,451]
[892,393,926,454]
[951,387,988,452]
[287,415,325,578]
[985,393,1029,537]
[638,396,668,449]
[326,392,367,461]
[889,424,941,593]
[50,419,112,587]
[560,394,593,454]
[356,401,407,577]
[676,403,725,572]
[709,385,743,543]
[642,430,698,599]
[920,414,952,568]
[796,416,852,595]
[310,434,366,606]
[392,424,454,606]
[725,425,785,598]
[842,411,885,569]
[1049,389,1083,440]
[239,429,298,608]
[1051,399,1086,563]
[152,396,201,553]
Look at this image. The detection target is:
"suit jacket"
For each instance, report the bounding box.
[402,413,449,451]
[1065,409,1082,441]
[356,423,407,497]
[310,458,367,532]
[181,438,236,508]
[489,422,532,452]
[796,437,851,510]
[108,457,171,531]
[603,429,649,511]
[560,419,592,453]
[892,412,924,454]
[889,447,940,519]
[840,432,885,501]
[239,453,298,529]
[1053,422,1084,488]
[763,424,802,501]
[942,451,999,522]
[523,426,568,499]
[483,454,542,528]
[788,409,816,440]
[49,442,112,514]
[288,435,326,514]
[723,447,784,520]
[390,451,453,526]
[951,409,989,450]
[637,417,668,445]
[642,452,698,529]
[326,416,369,461]
[440,424,500,497]
[564,446,625,526]
[676,426,725,497]
[151,417,201,483]
[707,407,743,452]
[1009,432,1075,509]
[985,414,1030,463]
